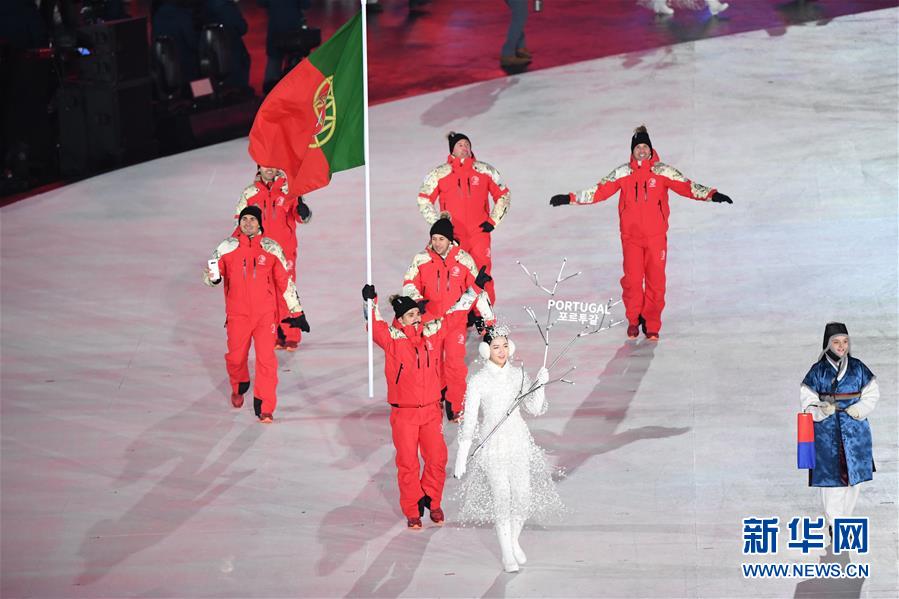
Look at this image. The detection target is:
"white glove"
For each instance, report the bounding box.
[536,367,549,386]
[819,403,836,417]
[454,440,472,479]
[845,405,863,420]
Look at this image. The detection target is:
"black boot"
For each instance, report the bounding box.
[254,398,263,418]
[638,314,647,335]
[237,381,250,395]
[417,495,431,518]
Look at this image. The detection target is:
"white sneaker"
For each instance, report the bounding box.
[707,0,729,15]
[653,0,674,15]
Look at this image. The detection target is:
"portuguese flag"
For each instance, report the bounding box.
[248,12,364,196]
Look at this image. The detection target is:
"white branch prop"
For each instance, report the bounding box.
[462,260,622,466]
[517,258,582,368]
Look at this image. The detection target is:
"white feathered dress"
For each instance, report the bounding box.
[455,359,564,525]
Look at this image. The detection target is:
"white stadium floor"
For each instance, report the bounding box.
[2,8,897,598]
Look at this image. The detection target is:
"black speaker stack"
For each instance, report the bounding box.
[58,18,157,176]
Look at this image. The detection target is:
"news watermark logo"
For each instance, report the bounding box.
[741,516,870,578]
[547,299,610,325]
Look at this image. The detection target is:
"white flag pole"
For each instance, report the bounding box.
[361,2,374,398]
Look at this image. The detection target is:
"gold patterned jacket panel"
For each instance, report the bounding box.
[203,237,239,286]
[472,160,511,226]
[260,237,303,313]
[455,248,480,278]
[651,163,713,200]
[417,163,453,224]
[574,163,631,204]
[233,184,259,217]
[401,250,432,300]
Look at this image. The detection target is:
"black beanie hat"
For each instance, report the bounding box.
[822,322,849,349]
[238,205,264,234]
[631,125,653,153]
[448,131,471,154]
[429,216,454,242]
[391,295,419,320]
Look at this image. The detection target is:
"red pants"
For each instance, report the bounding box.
[276,250,302,344]
[390,402,447,518]
[620,233,667,333]
[443,321,468,414]
[225,311,279,413]
[456,228,496,305]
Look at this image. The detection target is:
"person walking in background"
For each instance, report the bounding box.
[501,0,531,69]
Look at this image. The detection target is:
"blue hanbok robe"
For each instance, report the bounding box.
[801,357,876,487]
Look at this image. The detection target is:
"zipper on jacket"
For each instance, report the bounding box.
[415,347,420,368]
[242,258,247,279]
[643,182,648,202]
[634,181,638,203]
[252,257,257,279]
[395,363,404,384]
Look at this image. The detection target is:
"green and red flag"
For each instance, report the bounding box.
[248,11,364,195]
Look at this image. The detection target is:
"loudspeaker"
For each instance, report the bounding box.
[78,17,149,83]
[57,78,156,175]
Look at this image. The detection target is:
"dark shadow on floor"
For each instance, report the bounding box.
[535,340,690,480]
[793,545,865,597]
[315,457,399,577]
[76,394,261,585]
[421,78,519,127]
[342,526,438,598]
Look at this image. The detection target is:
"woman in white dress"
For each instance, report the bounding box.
[453,327,564,573]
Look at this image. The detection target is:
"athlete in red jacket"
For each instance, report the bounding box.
[362,279,490,529]
[417,132,510,306]
[234,166,312,350]
[550,126,733,340]
[205,206,310,423]
[402,215,496,419]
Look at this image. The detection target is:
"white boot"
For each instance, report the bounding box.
[511,517,527,565]
[495,521,519,573]
[653,0,674,15]
[706,0,729,15]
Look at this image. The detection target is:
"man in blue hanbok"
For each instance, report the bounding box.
[799,322,880,534]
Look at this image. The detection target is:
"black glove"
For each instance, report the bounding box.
[362,284,377,301]
[296,197,312,220]
[417,299,429,313]
[710,192,732,204]
[474,265,492,290]
[479,221,494,233]
[282,313,310,332]
[444,399,457,422]
[550,194,571,206]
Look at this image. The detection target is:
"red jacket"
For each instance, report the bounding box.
[234,172,310,256]
[417,154,511,232]
[204,233,303,318]
[402,244,480,318]
[369,288,481,407]
[570,152,716,238]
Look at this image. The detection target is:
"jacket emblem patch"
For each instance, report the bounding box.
[648,178,657,188]
[276,196,285,206]
[450,266,461,277]
[470,175,480,186]
[258,254,267,266]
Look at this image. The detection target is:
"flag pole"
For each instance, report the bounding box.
[361,2,374,398]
